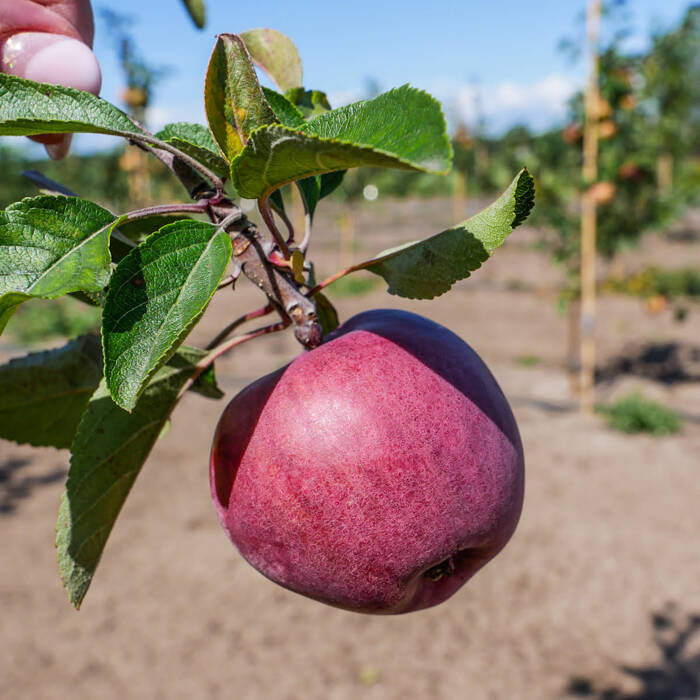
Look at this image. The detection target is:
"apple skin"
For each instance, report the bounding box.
[210,309,524,614]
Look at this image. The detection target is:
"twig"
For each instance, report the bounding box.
[121,201,210,222]
[258,197,291,259]
[177,318,290,401]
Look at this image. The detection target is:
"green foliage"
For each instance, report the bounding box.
[0,196,119,333]
[0,28,529,608]
[240,28,303,92]
[314,292,340,334]
[285,88,332,119]
[515,354,541,367]
[204,33,278,161]
[359,169,533,299]
[102,220,231,411]
[56,354,205,608]
[262,87,306,128]
[232,86,452,199]
[0,74,145,139]
[603,266,700,300]
[597,393,682,436]
[154,122,229,177]
[0,334,103,448]
[181,0,206,29]
[641,6,700,159]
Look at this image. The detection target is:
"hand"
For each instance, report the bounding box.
[0,0,101,159]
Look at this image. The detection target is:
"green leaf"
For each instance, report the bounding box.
[262,87,305,128]
[111,215,191,264]
[297,170,347,219]
[102,220,231,411]
[258,91,345,217]
[154,122,229,177]
[240,28,303,92]
[231,85,452,199]
[0,196,119,334]
[0,334,218,452]
[315,292,339,335]
[285,87,332,119]
[0,73,145,139]
[319,170,346,198]
[204,33,278,161]
[356,169,534,299]
[181,0,206,28]
[0,334,102,448]
[56,358,199,608]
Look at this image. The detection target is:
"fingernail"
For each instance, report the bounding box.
[2,32,101,95]
[45,135,73,161]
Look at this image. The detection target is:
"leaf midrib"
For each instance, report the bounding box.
[25,217,116,295]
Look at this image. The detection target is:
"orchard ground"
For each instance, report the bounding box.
[2,197,699,700]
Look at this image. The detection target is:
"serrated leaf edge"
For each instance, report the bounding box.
[352,168,534,300]
[232,123,448,200]
[103,222,232,411]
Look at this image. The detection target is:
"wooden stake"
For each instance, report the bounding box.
[579,0,601,414]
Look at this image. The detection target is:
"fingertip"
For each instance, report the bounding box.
[45,135,74,161]
[2,33,101,95]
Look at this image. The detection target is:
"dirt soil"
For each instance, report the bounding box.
[2,199,699,700]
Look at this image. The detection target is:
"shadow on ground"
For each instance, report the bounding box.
[566,603,700,699]
[0,457,66,515]
[597,342,700,386]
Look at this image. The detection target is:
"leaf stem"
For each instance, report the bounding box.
[215,210,245,232]
[307,263,362,297]
[298,212,313,252]
[216,274,236,291]
[269,197,296,245]
[258,197,291,259]
[122,201,211,222]
[128,131,226,194]
[177,318,289,401]
[111,229,138,249]
[205,304,274,350]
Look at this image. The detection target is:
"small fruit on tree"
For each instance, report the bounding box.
[0,28,533,610]
[211,309,524,613]
[588,180,617,205]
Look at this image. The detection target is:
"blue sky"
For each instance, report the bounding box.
[8,0,696,154]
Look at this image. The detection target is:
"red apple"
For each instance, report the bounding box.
[210,309,524,613]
